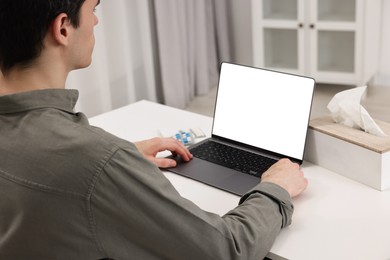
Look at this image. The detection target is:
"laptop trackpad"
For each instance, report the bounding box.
[219,173,261,196]
[168,157,236,185]
[167,157,261,195]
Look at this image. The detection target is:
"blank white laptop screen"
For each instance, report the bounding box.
[212,63,315,161]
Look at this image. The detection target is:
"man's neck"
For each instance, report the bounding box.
[0,62,69,96]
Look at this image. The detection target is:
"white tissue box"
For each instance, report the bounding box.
[305,116,390,191]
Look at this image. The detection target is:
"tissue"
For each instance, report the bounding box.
[327,86,387,137]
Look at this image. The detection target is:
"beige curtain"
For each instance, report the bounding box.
[67,0,158,117]
[152,0,232,109]
[67,0,233,117]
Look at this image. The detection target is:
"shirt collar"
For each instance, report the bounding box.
[0,89,79,114]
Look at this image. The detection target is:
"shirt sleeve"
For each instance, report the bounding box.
[90,143,293,260]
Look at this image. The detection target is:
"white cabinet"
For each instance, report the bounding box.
[252,0,382,86]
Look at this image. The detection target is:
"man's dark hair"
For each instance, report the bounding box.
[0,0,86,73]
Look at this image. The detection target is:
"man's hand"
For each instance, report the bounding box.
[134,137,193,168]
[261,158,308,198]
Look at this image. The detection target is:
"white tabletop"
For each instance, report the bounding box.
[90,100,390,260]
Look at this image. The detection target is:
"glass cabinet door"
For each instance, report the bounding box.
[317,0,356,22]
[253,0,305,74]
[309,0,359,83]
[263,28,298,70]
[262,0,298,20]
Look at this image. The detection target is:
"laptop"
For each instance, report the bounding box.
[167,62,315,196]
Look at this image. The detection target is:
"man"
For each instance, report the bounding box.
[0,0,308,259]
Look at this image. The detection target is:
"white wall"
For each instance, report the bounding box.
[229,0,390,87]
[377,0,390,86]
[229,0,253,65]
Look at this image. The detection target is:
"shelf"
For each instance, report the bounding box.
[317,31,355,73]
[263,28,298,70]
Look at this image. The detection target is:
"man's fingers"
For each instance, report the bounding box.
[164,138,193,161]
[153,158,177,168]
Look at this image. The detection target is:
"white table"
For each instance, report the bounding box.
[90,100,390,260]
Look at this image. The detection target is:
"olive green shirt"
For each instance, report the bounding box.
[0,89,293,259]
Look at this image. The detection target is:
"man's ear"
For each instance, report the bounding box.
[50,13,73,46]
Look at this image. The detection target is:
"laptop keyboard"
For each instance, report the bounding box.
[190,141,277,177]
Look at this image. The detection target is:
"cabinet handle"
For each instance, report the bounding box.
[310,24,315,29]
[298,23,303,28]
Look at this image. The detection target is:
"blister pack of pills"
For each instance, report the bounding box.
[173,130,194,146]
[159,127,206,146]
